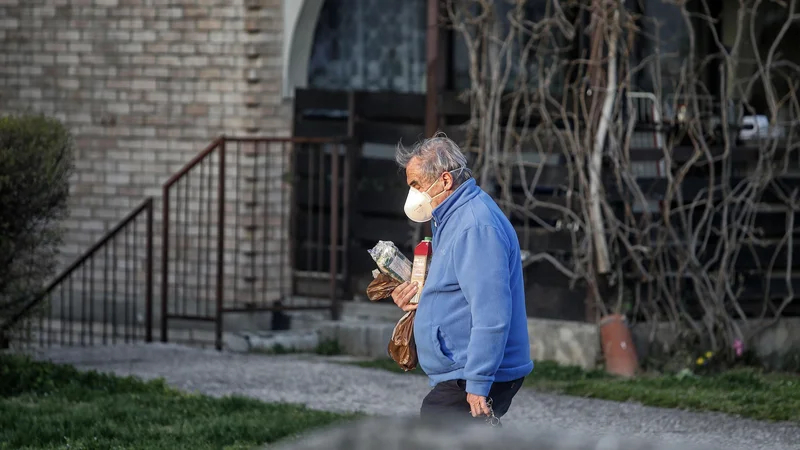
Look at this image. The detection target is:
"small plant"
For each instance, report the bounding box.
[733,339,744,358]
[270,343,293,354]
[693,350,718,374]
[315,338,343,356]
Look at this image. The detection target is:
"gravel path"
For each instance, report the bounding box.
[24,343,800,450]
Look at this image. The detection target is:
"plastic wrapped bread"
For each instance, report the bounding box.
[367,240,412,283]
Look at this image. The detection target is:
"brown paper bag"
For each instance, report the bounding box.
[366,272,401,301]
[366,269,417,371]
[388,310,417,371]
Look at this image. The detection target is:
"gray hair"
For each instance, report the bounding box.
[395,132,471,185]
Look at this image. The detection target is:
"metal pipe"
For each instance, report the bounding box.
[145,198,154,343]
[160,187,169,343]
[287,141,298,298]
[329,142,341,320]
[215,139,226,350]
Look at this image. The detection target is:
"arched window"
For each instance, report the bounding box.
[307,0,427,93]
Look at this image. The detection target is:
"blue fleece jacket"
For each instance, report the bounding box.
[413,178,533,397]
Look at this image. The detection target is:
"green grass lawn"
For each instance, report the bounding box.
[0,354,355,450]
[350,358,800,423]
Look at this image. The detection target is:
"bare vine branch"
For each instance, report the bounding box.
[447,0,800,360]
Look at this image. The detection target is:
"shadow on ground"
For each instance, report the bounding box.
[268,415,722,450]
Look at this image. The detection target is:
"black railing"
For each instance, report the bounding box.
[161,136,350,350]
[1,198,154,349]
[2,133,353,352]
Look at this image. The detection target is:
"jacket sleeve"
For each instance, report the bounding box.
[452,225,512,397]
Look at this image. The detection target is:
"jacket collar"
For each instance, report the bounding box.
[431,178,480,226]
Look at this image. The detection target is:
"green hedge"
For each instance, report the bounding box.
[0,115,74,331]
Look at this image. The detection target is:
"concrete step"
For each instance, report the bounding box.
[228,320,394,360]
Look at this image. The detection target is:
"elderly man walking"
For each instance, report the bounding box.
[391,134,533,423]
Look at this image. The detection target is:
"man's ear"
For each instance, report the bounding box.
[442,171,454,190]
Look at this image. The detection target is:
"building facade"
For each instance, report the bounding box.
[2,0,798,341]
[1,0,290,262]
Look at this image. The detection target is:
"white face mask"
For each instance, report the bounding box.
[403,179,446,223]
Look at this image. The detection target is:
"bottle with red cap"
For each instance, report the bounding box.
[410,237,432,304]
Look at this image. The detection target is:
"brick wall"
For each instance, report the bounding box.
[0,0,293,327]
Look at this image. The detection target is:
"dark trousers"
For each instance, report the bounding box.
[419,377,524,424]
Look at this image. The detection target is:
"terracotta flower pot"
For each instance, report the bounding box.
[599,313,639,377]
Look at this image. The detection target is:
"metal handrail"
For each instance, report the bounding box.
[163,136,224,190]
[1,197,155,339]
[3,134,353,350]
[628,92,664,150]
[160,138,223,345]
[160,135,353,349]
[163,137,340,194]
[224,136,345,144]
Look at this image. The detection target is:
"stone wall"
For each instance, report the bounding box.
[528,318,600,370]
[631,318,800,371]
[312,303,800,371]
[0,0,292,321]
[281,303,604,368]
[532,317,800,371]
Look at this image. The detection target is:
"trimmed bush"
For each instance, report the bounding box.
[0,115,74,333]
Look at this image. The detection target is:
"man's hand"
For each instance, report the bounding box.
[467,393,490,417]
[391,282,418,312]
